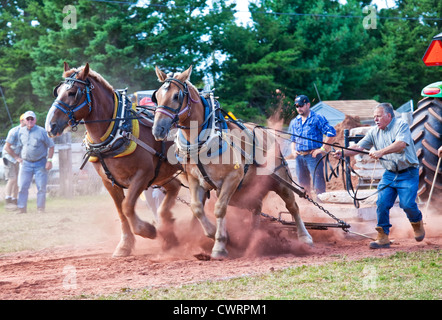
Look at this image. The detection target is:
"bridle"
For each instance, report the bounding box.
[51,71,94,129]
[152,78,198,125]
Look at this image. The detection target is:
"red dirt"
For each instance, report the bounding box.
[1,195,440,300]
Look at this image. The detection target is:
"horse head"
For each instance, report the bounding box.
[152,65,193,141]
[45,62,93,137]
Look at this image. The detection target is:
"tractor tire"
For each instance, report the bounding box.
[410,97,442,202]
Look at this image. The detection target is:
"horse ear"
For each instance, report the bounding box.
[64,62,70,72]
[79,63,90,80]
[155,66,167,82]
[179,65,193,82]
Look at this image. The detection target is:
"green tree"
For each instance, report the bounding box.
[0,0,236,135]
[0,0,47,132]
[367,0,442,107]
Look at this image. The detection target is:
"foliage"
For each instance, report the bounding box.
[0,0,441,134]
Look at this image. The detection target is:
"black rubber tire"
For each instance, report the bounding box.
[410,97,442,202]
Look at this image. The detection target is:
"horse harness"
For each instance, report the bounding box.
[52,71,93,129]
[52,73,169,189]
[153,78,258,191]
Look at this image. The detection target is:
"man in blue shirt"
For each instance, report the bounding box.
[288,95,336,198]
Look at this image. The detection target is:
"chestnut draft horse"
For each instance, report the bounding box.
[152,66,313,259]
[45,62,182,257]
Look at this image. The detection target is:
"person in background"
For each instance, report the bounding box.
[333,103,424,249]
[7,111,55,213]
[288,95,336,199]
[3,114,26,209]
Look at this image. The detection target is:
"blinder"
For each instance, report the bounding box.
[53,83,62,98]
[151,90,158,105]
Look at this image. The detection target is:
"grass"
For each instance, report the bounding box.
[98,250,441,300]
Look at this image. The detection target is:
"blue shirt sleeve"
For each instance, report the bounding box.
[317,114,336,137]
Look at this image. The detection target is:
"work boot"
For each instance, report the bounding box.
[369,227,390,249]
[411,220,425,242]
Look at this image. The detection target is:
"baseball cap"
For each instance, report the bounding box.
[23,111,36,119]
[139,96,155,107]
[294,95,310,107]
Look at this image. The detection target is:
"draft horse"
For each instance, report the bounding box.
[151,66,313,259]
[45,62,181,257]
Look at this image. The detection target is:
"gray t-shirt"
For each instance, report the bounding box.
[357,117,418,172]
[3,125,22,163]
[19,125,55,162]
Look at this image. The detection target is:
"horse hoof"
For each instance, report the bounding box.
[159,231,179,250]
[299,235,314,247]
[136,223,157,239]
[112,247,132,257]
[211,249,228,260]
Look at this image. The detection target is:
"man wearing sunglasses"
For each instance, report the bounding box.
[288,95,336,200]
[8,111,55,213]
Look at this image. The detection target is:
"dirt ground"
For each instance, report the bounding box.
[0,114,439,300]
[0,192,440,300]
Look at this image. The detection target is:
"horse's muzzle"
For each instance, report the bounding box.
[46,122,67,137]
[152,117,172,141]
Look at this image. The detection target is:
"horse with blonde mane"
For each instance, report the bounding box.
[151,66,313,259]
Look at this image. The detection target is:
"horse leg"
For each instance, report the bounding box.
[123,181,157,240]
[211,177,243,259]
[278,184,313,246]
[101,181,136,257]
[157,179,181,249]
[188,176,216,239]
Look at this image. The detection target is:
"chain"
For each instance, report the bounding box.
[303,193,349,230]
[176,196,191,206]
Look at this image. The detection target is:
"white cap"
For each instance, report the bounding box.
[23,111,36,119]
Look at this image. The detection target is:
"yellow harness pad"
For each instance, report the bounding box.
[88,93,139,162]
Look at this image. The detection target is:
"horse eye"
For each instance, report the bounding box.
[68,91,76,97]
[173,93,179,101]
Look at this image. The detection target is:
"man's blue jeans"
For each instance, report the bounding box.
[376,167,422,235]
[17,158,48,210]
[295,154,326,195]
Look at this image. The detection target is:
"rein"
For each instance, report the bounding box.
[271,126,401,207]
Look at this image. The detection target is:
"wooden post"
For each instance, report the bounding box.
[58,133,73,198]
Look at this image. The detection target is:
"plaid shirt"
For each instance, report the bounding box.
[288,110,336,151]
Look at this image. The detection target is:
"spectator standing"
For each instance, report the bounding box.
[11,111,55,213]
[288,95,336,198]
[3,114,26,209]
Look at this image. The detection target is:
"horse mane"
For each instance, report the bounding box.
[63,66,114,92]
